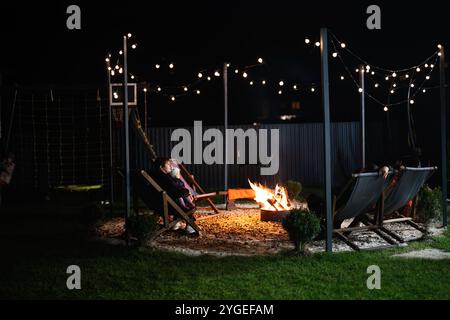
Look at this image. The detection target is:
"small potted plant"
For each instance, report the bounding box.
[282,209,321,256]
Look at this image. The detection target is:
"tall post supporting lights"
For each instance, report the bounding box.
[359,65,366,168]
[223,62,229,204]
[123,34,131,243]
[439,44,448,227]
[320,28,333,253]
[105,54,114,217]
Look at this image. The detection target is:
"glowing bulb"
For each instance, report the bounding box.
[385,76,389,81]
[107,66,112,71]
[258,58,263,63]
[410,83,415,88]
[332,52,338,58]
[115,65,120,70]
[438,52,442,56]
[119,68,123,74]
[390,90,395,94]
[410,99,415,104]
[214,71,220,77]
[155,64,160,69]
[425,64,429,68]
[279,81,284,86]
[131,44,137,49]
[226,63,231,67]
[371,71,375,75]
[358,88,363,93]
[157,87,161,92]
[169,63,174,69]
[423,89,427,93]
[293,85,297,90]
[366,65,371,71]
[196,90,201,95]
[374,83,379,88]
[250,81,254,85]
[340,43,346,48]
[243,72,248,78]
[261,80,266,85]
[278,90,282,95]
[393,83,397,88]
[234,69,239,74]
[305,38,310,44]
[130,75,135,79]
[143,88,147,92]
[198,72,203,78]
[384,106,389,112]
[105,58,110,62]
[111,70,115,76]
[355,68,359,73]
[311,87,315,92]
[315,41,320,47]
[207,76,211,81]
[171,96,176,101]
[431,64,435,68]
[426,76,430,80]
[392,72,397,77]
[438,44,442,49]
[405,74,409,79]
[340,76,345,80]
[119,50,123,55]
[127,33,132,38]
[183,87,188,92]
[416,67,421,72]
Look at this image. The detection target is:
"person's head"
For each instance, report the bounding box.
[156,157,172,174]
[170,167,181,179]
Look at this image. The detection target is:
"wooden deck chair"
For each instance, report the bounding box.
[377,166,437,242]
[136,170,201,239]
[332,171,394,250]
[170,159,219,213]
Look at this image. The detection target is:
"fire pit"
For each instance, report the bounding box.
[260,209,290,222]
[249,180,293,223]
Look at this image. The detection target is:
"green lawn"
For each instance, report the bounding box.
[1,215,449,300]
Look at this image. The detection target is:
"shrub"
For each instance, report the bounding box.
[286,180,302,200]
[128,212,159,244]
[282,209,321,255]
[417,185,442,223]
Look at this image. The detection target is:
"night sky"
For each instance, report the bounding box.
[0,0,448,135]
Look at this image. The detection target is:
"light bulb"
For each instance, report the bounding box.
[426,76,430,80]
[157,87,161,92]
[279,81,284,86]
[416,67,421,72]
[127,33,132,38]
[115,65,120,70]
[105,58,110,62]
[214,71,220,77]
[366,65,371,71]
[425,64,429,68]
[340,76,345,80]
[438,44,442,49]
[155,64,160,69]
[198,72,203,78]
[392,72,397,77]
[243,72,248,78]
[250,81,254,85]
[234,69,239,74]
[410,99,415,104]
[438,52,442,56]
[358,88,363,93]
[390,90,395,94]
[340,43,346,48]
[384,106,389,112]
[258,58,263,63]
[423,89,427,93]
[375,83,379,88]
[293,85,297,90]
[371,71,375,75]
[131,44,137,49]
[410,83,415,88]
[196,90,201,95]
[311,87,315,92]
[111,70,115,76]
[171,96,176,101]
[262,80,266,85]
[169,63,174,69]
[405,74,409,79]
[119,68,123,74]
[355,68,359,73]
[393,83,397,88]
[108,66,112,71]
[143,88,147,92]
[431,64,435,68]
[332,52,338,58]
[385,76,389,81]
[119,50,123,55]
[278,90,282,95]
[226,63,231,67]
[183,87,188,92]
[130,75,135,79]
[305,38,310,44]
[315,41,320,47]
[207,76,211,81]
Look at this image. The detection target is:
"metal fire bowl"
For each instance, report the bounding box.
[260,209,290,223]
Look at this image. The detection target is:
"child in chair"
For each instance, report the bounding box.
[169,167,196,211]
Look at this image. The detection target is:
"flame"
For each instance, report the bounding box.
[248,179,291,211]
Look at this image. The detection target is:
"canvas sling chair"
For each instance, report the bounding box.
[332,171,394,250]
[376,166,437,242]
[135,170,201,239]
[169,159,220,214]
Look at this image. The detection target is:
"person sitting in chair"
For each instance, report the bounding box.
[169,167,196,211]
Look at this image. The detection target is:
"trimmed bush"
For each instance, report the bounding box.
[282,209,321,255]
[417,185,442,223]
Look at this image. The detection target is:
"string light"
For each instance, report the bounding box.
[278,90,282,95]
[340,76,345,80]
[143,88,147,92]
[157,87,162,92]
[392,72,397,78]
[131,44,137,49]
[250,81,254,85]
[393,83,397,88]
[155,64,160,69]
[410,83,415,88]
[169,63,174,69]
[171,96,176,101]
[127,33,132,38]
[207,76,211,81]
[105,58,110,62]
[384,106,389,112]
[261,80,266,85]
[279,81,284,86]
[405,74,409,79]
[422,89,427,93]
[293,85,298,90]
[311,87,315,92]
[196,90,201,95]
[258,58,263,64]
[358,88,363,93]
[107,66,112,71]
[214,71,221,77]
[130,75,135,79]
[438,44,443,49]
[410,99,415,104]
[315,41,320,47]
[390,89,395,94]
[305,38,310,44]
[385,76,389,81]
[115,65,120,70]
[119,67,123,74]
[332,52,338,58]
[374,83,379,88]
[119,50,123,55]
[340,43,346,48]
[183,86,188,92]
[198,72,203,78]
[416,67,421,72]
[111,70,115,76]
[426,75,430,80]
[234,69,239,74]
[243,72,248,78]
[226,63,231,67]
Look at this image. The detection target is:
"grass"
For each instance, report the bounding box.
[1,200,450,300]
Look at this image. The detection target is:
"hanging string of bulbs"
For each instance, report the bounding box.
[321,31,441,111]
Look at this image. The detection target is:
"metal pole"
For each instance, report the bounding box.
[223,62,228,203]
[439,45,448,227]
[123,35,131,243]
[359,65,366,168]
[106,55,114,217]
[144,85,148,133]
[320,28,333,253]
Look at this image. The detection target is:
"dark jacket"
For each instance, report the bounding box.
[151,168,190,199]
